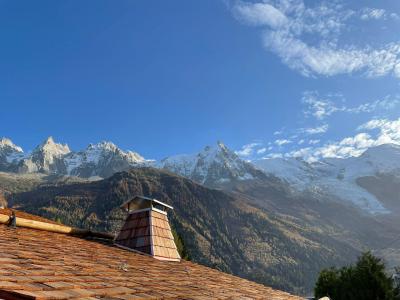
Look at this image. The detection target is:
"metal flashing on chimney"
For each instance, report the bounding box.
[115,195,181,262]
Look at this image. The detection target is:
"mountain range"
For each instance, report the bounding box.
[0,137,149,178]
[2,136,399,215]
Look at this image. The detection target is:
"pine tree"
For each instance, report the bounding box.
[315,252,400,300]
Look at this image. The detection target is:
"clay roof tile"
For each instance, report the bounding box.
[0,209,303,300]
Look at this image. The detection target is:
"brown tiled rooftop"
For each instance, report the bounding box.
[0,209,303,300]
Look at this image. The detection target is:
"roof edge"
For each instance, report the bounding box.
[0,211,114,240]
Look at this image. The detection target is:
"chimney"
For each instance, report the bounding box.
[115,195,181,262]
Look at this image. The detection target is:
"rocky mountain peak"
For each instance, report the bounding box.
[216,140,228,150]
[0,138,23,153]
[87,141,118,152]
[63,140,148,178]
[15,137,71,174]
[84,141,145,163]
[43,136,55,144]
[34,136,70,156]
[161,141,262,186]
[0,138,24,168]
[199,141,237,160]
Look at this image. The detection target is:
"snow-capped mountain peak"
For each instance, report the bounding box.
[34,136,71,157]
[0,138,24,167]
[83,141,146,164]
[17,137,71,174]
[84,141,120,163]
[87,141,117,152]
[202,141,232,158]
[160,141,262,186]
[0,138,23,153]
[64,141,148,178]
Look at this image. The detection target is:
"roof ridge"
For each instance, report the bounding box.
[0,208,114,240]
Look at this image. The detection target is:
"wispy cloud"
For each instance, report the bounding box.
[302,91,400,120]
[236,89,400,162]
[275,139,292,146]
[283,132,375,162]
[301,124,329,135]
[237,117,400,161]
[257,147,267,154]
[345,97,400,113]
[284,118,400,162]
[360,8,399,21]
[313,133,376,159]
[360,8,385,20]
[231,1,400,78]
[309,139,320,145]
[358,118,400,144]
[266,152,284,159]
[302,92,340,120]
[235,142,261,157]
[233,2,288,28]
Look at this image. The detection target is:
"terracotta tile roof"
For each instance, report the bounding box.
[0,210,303,300]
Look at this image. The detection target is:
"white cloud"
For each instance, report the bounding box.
[358,118,400,144]
[302,91,341,120]
[263,31,400,78]
[359,8,399,21]
[233,2,288,28]
[232,1,400,78]
[347,97,400,113]
[266,152,284,159]
[286,147,315,161]
[302,91,400,120]
[283,133,374,162]
[302,124,329,135]
[275,139,292,146]
[358,119,387,130]
[283,118,400,162]
[257,147,267,154]
[360,8,386,20]
[235,142,261,156]
[314,133,376,159]
[239,118,400,162]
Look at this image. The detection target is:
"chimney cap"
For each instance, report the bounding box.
[120,195,174,213]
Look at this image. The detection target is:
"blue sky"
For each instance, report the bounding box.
[1,0,400,161]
